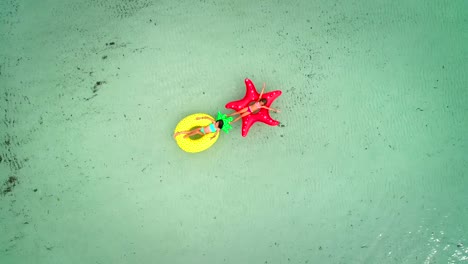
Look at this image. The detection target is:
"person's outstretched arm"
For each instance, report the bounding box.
[196,116,215,121]
[258,82,266,101]
[262,106,280,112]
[210,130,219,140]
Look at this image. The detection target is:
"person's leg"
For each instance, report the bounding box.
[231,112,250,123]
[173,131,189,138]
[174,128,201,138]
[227,107,248,117]
[183,130,204,138]
[227,111,240,117]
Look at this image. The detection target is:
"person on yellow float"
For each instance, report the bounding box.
[173,112,233,139]
[173,112,233,153]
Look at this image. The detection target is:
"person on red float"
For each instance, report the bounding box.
[227,83,280,123]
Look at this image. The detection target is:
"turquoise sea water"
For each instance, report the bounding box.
[1,0,467,263]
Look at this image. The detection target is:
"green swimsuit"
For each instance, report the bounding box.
[200,123,216,134]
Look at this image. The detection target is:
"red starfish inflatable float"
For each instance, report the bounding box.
[225,78,282,137]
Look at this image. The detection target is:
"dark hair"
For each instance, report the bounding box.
[216,119,224,129]
[259,98,267,104]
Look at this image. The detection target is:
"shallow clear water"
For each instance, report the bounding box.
[1,0,467,263]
